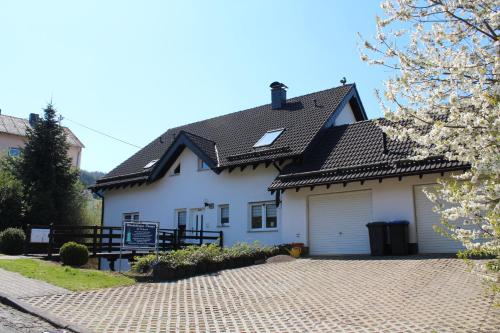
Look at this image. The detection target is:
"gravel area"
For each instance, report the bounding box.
[0,301,69,333]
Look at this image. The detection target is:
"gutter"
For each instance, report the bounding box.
[268,165,469,192]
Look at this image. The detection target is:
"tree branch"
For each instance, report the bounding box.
[430,0,498,41]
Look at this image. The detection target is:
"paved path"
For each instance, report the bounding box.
[0,268,70,298]
[21,257,500,333]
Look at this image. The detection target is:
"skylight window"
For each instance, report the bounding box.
[253,129,284,148]
[143,159,158,169]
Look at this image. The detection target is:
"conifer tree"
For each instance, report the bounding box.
[19,104,83,226]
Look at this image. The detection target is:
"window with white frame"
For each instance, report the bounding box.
[8,147,21,157]
[219,205,229,226]
[198,158,210,171]
[249,202,277,230]
[123,212,139,222]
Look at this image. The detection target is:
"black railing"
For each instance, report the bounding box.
[24,224,223,258]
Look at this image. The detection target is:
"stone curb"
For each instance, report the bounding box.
[0,291,93,333]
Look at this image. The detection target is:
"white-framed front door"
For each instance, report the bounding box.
[189,208,205,231]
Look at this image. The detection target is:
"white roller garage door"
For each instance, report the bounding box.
[308,190,372,255]
[414,185,464,253]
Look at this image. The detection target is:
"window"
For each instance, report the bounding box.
[172,163,181,175]
[219,205,229,226]
[176,209,187,227]
[198,158,210,171]
[143,159,158,169]
[249,202,278,231]
[123,212,139,222]
[8,147,21,157]
[253,129,284,148]
[266,203,277,228]
[251,205,262,229]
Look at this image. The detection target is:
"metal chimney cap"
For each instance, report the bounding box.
[270,82,288,89]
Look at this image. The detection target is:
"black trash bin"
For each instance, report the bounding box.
[388,220,409,255]
[366,222,387,256]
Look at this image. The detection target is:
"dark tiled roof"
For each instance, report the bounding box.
[183,132,218,165]
[269,119,467,190]
[97,84,358,186]
[0,114,84,148]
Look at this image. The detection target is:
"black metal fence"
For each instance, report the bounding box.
[24,224,223,258]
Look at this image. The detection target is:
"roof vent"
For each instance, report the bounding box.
[270,82,287,109]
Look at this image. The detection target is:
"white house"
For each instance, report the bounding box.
[93,82,467,257]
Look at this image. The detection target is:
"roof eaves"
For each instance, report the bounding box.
[268,163,469,191]
[148,130,220,182]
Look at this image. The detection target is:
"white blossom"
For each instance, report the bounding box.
[361,0,499,296]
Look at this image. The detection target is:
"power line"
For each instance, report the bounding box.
[62,117,142,149]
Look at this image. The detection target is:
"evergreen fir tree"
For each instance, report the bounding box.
[19,104,83,226]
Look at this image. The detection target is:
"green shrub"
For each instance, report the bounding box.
[132,254,157,273]
[136,241,280,280]
[0,228,26,255]
[59,242,89,267]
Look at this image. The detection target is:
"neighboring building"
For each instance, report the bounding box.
[93,82,467,257]
[0,112,84,168]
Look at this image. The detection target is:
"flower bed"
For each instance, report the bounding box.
[131,242,280,281]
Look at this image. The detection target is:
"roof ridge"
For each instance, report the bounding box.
[180,130,216,144]
[0,114,30,121]
[165,84,354,134]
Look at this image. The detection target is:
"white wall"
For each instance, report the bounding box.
[68,146,82,168]
[324,101,357,128]
[333,102,357,126]
[103,148,282,247]
[102,146,458,258]
[281,173,446,246]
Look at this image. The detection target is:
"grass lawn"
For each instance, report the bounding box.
[0,259,135,291]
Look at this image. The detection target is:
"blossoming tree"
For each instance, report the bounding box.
[361,0,499,293]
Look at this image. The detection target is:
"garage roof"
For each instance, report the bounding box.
[269,119,467,190]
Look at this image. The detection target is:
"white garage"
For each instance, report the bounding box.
[414,185,464,254]
[308,190,372,255]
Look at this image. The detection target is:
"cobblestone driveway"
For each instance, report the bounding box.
[22,257,500,333]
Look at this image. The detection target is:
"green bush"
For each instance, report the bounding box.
[59,242,89,267]
[0,228,26,255]
[132,254,157,273]
[132,242,280,279]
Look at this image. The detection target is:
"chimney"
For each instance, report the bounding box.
[270,82,287,109]
[28,113,40,127]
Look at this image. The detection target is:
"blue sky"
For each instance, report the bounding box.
[0,1,388,172]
